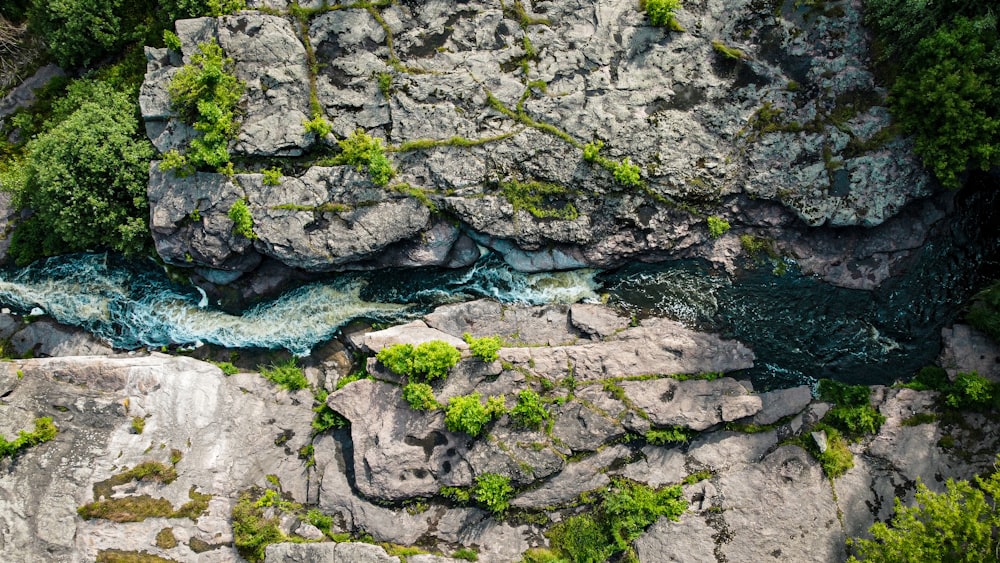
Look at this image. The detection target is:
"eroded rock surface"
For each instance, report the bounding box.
[140,0,941,295]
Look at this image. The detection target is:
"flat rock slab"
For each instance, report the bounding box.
[621,377,762,431]
[635,513,718,563]
[501,318,755,381]
[751,385,813,425]
[939,324,1000,380]
[362,320,468,353]
[511,444,631,508]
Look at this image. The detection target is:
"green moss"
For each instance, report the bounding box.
[464,333,504,362]
[445,393,504,437]
[96,550,179,563]
[646,426,694,445]
[261,167,282,186]
[902,412,939,426]
[645,0,684,31]
[131,416,145,435]
[402,382,439,411]
[499,180,579,220]
[376,341,461,381]
[453,547,479,561]
[0,416,57,459]
[511,389,549,430]
[78,495,176,522]
[155,528,177,549]
[682,469,713,485]
[212,361,239,376]
[712,40,747,60]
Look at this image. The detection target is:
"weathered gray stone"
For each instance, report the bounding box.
[715,446,846,562]
[502,318,755,382]
[265,541,401,563]
[620,446,688,489]
[362,320,468,354]
[752,384,813,425]
[549,402,625,453]
[9,319,114,357]
[688,430,778,471]
[511,444,630,508]
[939,324,1000,381]
[620,377,762,431]
[635,514,717,563]
[569,303,630,338]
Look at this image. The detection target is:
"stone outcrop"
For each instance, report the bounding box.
[139,0,942,295]
[0,311,997,562]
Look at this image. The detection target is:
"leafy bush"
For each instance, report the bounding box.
[302,115,332,137]
[613,157,642,186]
[646,0,683,31]
[464,333,503,362]
[311,390,348,434]
[163,29,181,52]
[411,340,462,381]
[445,392,505,437]
[231,490,286,563]
[848,463,1000,562]
[161,0,246,21]
[903,365,950,391]
[27,0,149,68]
[817,427,854,478]
[945,371,996,409]
[259,359,307,391]
[168,40,244,170]
[817,379,886,438]
[9,80,154,263]
[377,341,461,381]
[583,140,603,162]
[548,479,686,562]
[228,198,256,239]
[0,416,57,458]
[403,382,439,411]
[335,129,394,186]
[261,167,282,186]
[474,473,513,514]
[889,16,1000,189]
[706,216,730,238]
[511,389,548,430]
[376,343,414,376]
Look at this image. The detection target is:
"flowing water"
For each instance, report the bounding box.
[0,178,997,388]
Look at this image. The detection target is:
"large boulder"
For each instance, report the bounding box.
[620,378,762,431]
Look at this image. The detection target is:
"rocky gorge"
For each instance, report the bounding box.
[0,0,999,561]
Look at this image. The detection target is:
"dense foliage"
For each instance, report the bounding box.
[510,389,548,430]
[258,359,307,391]
[848,462,1000,562]
[967,280,1000,342]
[376,341,461,382]
[402,382,438,411]
[864,1,999,189]
[473,473,513,514]
[463,333,503,363]
[0,416,57,458]
[168,40,244,170]
[9,80,155,263]
[548,478,686,562]
[334,129,394,186]
[817,379,886,438]
[444,392,506,437]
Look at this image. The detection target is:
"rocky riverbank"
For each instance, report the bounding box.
[140,0,940,304]
[0,302,996,562]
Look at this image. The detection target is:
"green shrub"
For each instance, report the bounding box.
[889,16,1000,189]
[163,29,182,52]
[9,80,155,263]
[583,140,603,162]
[231,491,286,563]
[411,340,462,381]
[377,341,461,381]
[706,216,730,238]
[901,412,938,426]
[646,0,683,31]
[27,0,149,68]
[511,389,548,430]
[312,390,349,434]
[548,479,686,562]
[847,463,1000,562]
[376,72,393,97]
[213,361,239,376]
[445,392,504,437]
[228,198,256,239]
[452,547,478,561]
[168,40,244,170]
[903,365,950,391]
[464,333,503,362]
[303,115,332,137]
[613,157,642,186]
[335,129,394,186]
[945,371,995,409]
[0,416,57,458]
[815,426,854,478]
[377,344,414,375]
[817,380,886,438]
[159,149,194,177]
[499,180,579,220]
[402,382,439,411]
[305,508,333,536]
[261,167,282,186]
[259,358,308,391]
[474,473,514,514]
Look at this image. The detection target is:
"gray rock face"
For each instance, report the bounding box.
[939,324,1000,380]
[266,542,402,563]
[621,377,763,431]
[0,353,314,562]
[511,444,630,508]
[141,0,940,287]
[501,318,755,381]
[752,384,813,425]
[8,318,115,357]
